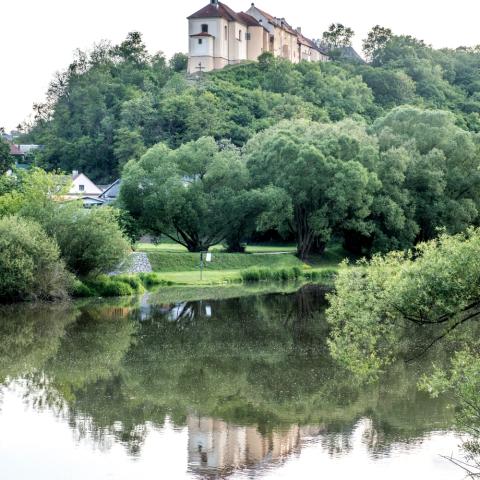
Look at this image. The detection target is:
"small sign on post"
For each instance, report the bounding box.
[199,252,213,280]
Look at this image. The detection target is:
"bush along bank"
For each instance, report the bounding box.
[72,273,174,298]
[241,266,337,284]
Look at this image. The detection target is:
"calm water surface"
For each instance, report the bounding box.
[0,287,465,479]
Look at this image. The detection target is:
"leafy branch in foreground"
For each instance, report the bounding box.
[326,228,480,379]
[327,228,480,473]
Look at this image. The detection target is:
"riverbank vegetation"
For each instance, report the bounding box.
[0,169,130,302]
[326,228,480,472]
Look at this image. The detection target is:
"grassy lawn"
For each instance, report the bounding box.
[135,241,352,286]
[157,270,241,285]
[136,242,298,254]
[144,251,303,272]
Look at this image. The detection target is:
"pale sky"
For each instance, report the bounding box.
[1,0,480,131]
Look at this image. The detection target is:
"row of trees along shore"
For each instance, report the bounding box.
[119,106,480,260]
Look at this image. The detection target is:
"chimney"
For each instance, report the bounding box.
[72,170,79,178]
[297,27,302,34]
[210,0,218,5]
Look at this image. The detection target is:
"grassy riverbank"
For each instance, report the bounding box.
[135,242,349,286]
[72,242,350,299]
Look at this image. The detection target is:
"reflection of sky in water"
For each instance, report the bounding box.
[0,384,463,480]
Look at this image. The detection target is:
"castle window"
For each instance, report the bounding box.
[198,39,203,45]
[238,30,242,41]
[224,25,228,40]
[201,24,208,33]
[246,32,251,41]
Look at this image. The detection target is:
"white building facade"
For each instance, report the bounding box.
[187,1,329,74]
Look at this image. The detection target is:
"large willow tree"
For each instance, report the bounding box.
[246,119,380,260]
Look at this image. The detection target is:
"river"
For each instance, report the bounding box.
[0,286,465,479]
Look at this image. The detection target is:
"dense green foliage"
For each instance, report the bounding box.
[17,31,480,260]
[327,228,480,471]
[327,228,480,378]
[0,138,13,175]
[0,169,130,301]
[121,137,267,252]
[42,204,130,276]
[0,216,72,301]
[23,31,480,184]
[246,119,380,259]
[119,105,480,258]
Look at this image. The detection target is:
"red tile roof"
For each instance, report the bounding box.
[254,6,275,23]
[236,12,262,27]
[188,2,244,24]
[9,144,22,156]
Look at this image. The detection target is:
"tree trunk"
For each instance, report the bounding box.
[295,207,314,261]
[226,241,246,253]
[310,237,326,255]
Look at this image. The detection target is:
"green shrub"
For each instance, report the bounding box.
[240,266,335,284]
[0,216,73,302]
[138,272,173,287]
[303,268,337,283]
[86,276,134,297]
[98,280,134,297]
[114,275,145,293]
[42,204,130,276]
[241,266,302,283]
[72,280,95,298]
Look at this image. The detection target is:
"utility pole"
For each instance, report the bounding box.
[199,251,212,281]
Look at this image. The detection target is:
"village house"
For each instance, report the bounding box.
[61,171,119,208]
[9,143,42,168]
[187,0,329,74]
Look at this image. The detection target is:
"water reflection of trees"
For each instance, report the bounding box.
[0,288,455,468]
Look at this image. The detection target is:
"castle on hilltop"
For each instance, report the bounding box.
[187,0,329,74]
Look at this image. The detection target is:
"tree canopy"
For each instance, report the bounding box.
[246,119,380,259]
[120,137,264,252]
[0,138,12,175]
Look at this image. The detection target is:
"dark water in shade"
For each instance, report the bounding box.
[0,286,465,479]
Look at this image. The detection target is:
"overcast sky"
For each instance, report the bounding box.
[1,0,479,131]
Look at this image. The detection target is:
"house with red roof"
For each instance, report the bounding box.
[187,1,329,74]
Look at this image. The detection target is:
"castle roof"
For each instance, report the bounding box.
[252,6,275,23]
[236,12,263,27]
[188,2,244,24]
[187,2,329,57]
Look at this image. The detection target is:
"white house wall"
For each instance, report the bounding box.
[69,173,102,196]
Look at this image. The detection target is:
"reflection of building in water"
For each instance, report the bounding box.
[187,415,322,477]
